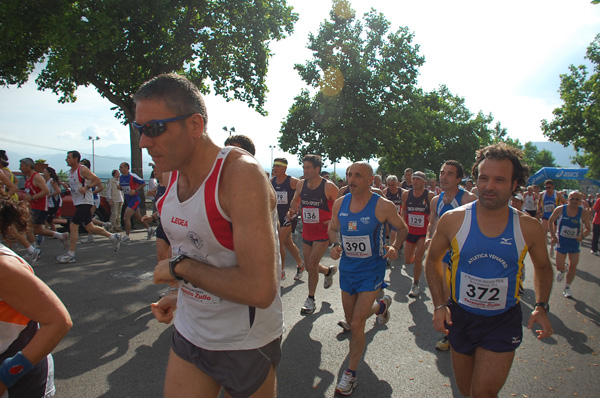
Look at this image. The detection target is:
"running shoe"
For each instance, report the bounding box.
[281,270,286,280]
[408,283,420,298]
[377,295,392,325]
[35,235,44,246]
[56,252,76,264]
[59,232,69,249]
[294,265,304,281]
[103,222,113,231]
[111,233,122,252]
[85,234,95,243]
[563,286,572,298]
[324,265,337,289]
[556,270,565,283]
[27,248,42,265]
[435,337,450,351]
[147,227,155,240]
[121,235,131,244]
[337,319,351,332]
[335,371,357,396]
[301,297,316,314]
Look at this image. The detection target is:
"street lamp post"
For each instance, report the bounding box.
[269,145,276,177]
[88,136,100,173]
[222,126,236,136]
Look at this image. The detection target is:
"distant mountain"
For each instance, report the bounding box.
[531,141,578,168]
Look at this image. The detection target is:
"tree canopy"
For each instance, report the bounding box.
[279,0,499,174]
[0,0,297,175]
[542,34,600,178]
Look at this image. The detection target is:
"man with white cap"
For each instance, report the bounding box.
[401,171,434,298]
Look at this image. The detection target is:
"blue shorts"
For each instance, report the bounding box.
[446,300,523,355]
[557,238,580,254]
[125,195,140,210]
[340,269,386,296]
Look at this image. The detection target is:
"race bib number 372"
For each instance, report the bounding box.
[458,273,508,311]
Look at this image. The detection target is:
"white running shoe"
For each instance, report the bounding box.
[556,270,565,283]
[324,265,337,289]
[147,227,155,240]
[56,252,76,264]
[111,233,122,252]
[563,286,572,298]
[27,248,42,265]
[377,295,392,325]
[408,283,420,298]
[85,235,95,243]
[335,371,357,396]
[294,265,304,281]
[300,297,316,314]
[121,235,131,244]
[59,232,69,249]
[103,222,113,232]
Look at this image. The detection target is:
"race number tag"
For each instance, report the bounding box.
[122,186,131,195]
[342,235,372,258]
[544,203,555,213]
[276,191,288,205]
[458,273,508,311]
[303,207,320,223]
[559,225,578,239]
[408,214,425,228]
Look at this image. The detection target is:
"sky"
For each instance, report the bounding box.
[0,0,599,177]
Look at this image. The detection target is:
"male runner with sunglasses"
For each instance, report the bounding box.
[136,74,283,398]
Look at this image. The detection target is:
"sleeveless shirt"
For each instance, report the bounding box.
[157,147,283,351]
[300,178,333,241]
[448,202,527,316]
[405,189,431,235]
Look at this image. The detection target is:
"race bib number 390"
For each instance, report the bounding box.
[303,208,320,224]
[342,235,372,258]
[458,273,508,311]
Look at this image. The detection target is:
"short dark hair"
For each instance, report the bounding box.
[81,159,91,168]
[0,150,9,167]
[112,169,119,177]
[134,73,208,133]
[302,154,322,172]
[120,162,130,169]
[443,160,464,180]
[224,135,256,156]
[68,150,81,162]
[472,143,528,192]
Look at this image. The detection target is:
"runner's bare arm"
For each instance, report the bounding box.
[328,198,343,260]
[522,215,554,339]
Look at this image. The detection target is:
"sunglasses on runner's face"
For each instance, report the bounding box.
[132,114,195,137]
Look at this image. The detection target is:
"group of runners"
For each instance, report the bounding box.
[1,73,598,397]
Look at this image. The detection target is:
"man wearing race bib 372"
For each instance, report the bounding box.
[425,143,553,397]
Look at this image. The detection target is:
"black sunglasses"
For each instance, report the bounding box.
[132,113,195,137]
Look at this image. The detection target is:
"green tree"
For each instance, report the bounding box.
[279,0,424,164]
[279,1,502,177]
[0,0,297,178]
[541,34,600,178]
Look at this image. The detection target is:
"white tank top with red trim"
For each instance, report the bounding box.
[158,147,283,351]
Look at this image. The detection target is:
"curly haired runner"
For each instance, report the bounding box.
[425,143,553,397]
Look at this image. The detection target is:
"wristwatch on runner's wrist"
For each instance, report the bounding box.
[169,255,187,280]
[535,302,549,313]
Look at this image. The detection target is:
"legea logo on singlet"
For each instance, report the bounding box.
[171,217,189,227]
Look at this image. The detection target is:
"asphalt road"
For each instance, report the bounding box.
[24,227,599,397]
